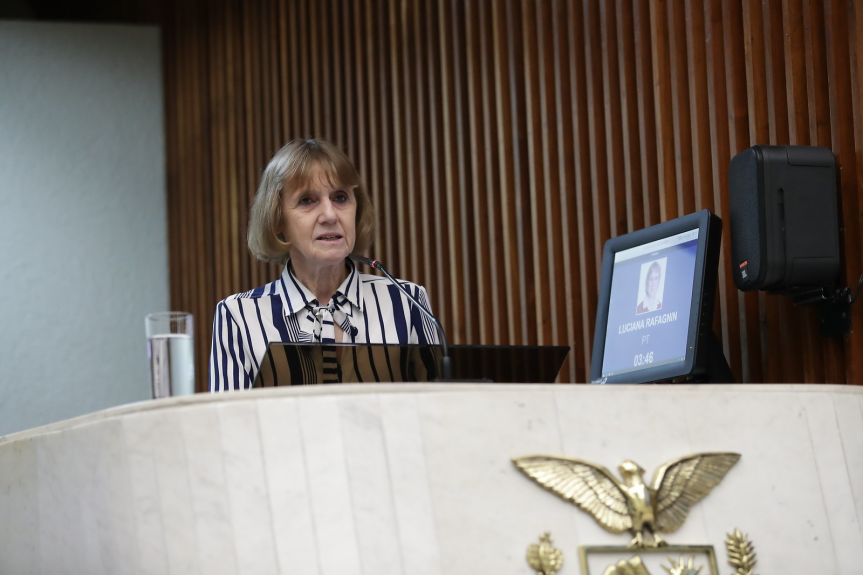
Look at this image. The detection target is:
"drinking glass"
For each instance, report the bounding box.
[145,312,195,399]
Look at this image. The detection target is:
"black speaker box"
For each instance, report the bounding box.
[728,145,840,291]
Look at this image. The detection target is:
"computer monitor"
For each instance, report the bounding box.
[590,210,725,384]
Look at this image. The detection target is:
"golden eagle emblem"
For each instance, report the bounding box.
[513,452,740,548]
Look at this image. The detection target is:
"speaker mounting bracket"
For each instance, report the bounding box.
[781,274,863,338]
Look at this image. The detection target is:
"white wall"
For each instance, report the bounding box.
[0,22,168,436]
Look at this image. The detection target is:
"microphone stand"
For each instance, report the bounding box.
[349,254,454,381]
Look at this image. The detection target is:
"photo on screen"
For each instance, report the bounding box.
[635,257,667,315]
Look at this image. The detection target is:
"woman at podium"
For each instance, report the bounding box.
[209,139,438,391]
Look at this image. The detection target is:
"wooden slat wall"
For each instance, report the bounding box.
[163,0,863,388]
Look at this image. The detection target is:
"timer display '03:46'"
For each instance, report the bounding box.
[633,352,654,367]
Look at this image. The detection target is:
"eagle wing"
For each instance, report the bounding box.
[651,452,741,533]
[513,455,632,533]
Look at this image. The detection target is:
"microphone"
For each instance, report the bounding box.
[349,254,453,380]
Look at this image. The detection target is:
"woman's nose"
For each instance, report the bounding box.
[318,198,337,222]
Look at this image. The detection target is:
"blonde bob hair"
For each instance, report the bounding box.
[248,139,375,264]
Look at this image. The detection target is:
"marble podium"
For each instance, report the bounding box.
[1,383,861,574]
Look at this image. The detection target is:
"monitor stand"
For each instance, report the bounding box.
[691,330,735,383]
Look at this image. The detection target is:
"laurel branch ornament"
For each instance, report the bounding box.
[725,528,757,575]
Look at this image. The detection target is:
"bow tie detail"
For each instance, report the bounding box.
[306,296,358,342]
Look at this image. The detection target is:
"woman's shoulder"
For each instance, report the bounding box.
[216,279,282,307]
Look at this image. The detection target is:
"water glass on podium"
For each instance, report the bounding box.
[145,312,195,399]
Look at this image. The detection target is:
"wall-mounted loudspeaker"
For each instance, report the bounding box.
[728,145,840,292]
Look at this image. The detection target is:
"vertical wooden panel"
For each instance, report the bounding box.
[503,0,532,344]
[423,0,446,333]
[163,0,179,337]
[452,0,480,345]
[389,0,406,278]
[481,0,506,345]
[402,0,417,283]
[764,0,807,384]
[600,0,628,236]
[684,0,722,345]
[413,0,434,303]
[724,0,763,383]
[193,0,213,385]
[552,0,580,381]
[743,0,782,383]
[540,0,567,353]
[852,0,863,365]
[650,0,679,221]
[522,0,550,345]
[685,0,713,214]
[583,0,613,253]
[825,0,863,384]
[668,0,695,217]
[491,0,518,344]
[616,0,646,232]
[704,0,743,379]
[163,0,863,387]
[330,0,344,148]
[805,0,847,383]
[633,0,661,229]
[378,4,396,270]
[438,0,467,343]
[540,0,569,350]
[782,0,826,384]
[342,0,356,158]
[568,0,601,380]
[465,0,492,344]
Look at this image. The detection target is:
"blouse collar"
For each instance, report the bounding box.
[277,258,363,315]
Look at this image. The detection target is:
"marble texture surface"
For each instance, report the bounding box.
[1,384,862,574]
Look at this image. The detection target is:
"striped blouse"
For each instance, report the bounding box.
[208,259,439,391]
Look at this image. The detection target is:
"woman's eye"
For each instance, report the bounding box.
[297,196,314,206]
[333,192,349,203]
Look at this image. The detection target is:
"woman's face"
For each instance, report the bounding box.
[646,269,660,298]
[278,164,357,270]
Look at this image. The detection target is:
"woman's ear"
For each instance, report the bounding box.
[273,199,285,238]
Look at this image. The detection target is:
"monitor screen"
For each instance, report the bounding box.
[601,229,698,378]
[590,210,722,384]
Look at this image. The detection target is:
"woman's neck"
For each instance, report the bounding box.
[290,255,348,304]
